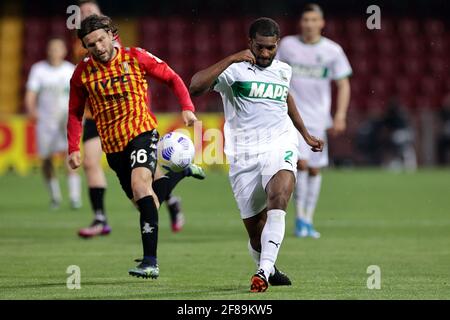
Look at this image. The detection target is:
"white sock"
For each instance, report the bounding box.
[95,210,106,222]
[305,174,322,224]
[248,241,276,276]
[247,240,260,268]
[259,209,286,280]
[68,173,81,203]
[48,178,62,202]
[294,170,308,221]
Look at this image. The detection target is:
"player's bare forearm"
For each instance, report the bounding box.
[287,93,324,152]
[335,77,350,117]
[333,77,351,133]
[189,49,256,96]
[189,56,235,96]
[287,93,311,140]
[24,90,38,120]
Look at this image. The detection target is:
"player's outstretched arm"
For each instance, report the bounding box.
[137,49,198,126]
[287,93,324,152]
[163,71,198,127]
[189,49,256,96]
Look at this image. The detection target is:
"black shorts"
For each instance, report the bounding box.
[82,119,99,142]
[106,130,159,199]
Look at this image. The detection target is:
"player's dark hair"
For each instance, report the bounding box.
[78,0,99,6]
[249,17,280,39]
[301,3,324,17]
[77,14,117,42]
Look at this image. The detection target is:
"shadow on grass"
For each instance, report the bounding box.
[0,279,138,290]
[65,286,251,300]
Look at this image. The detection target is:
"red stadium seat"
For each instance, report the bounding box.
[368,77,392,100]
[375,36,399,56]
[24,18,47,38]
[348,37,372,55]
[192,53,218,71]
[323,17,343,39]
[49,17,68,38]
[167,32,190,55]
[419,76,443,96]
[397,94,415,110]
[166,17,188,35]
[276,18,295,37]
[423,19,446,37]
[445,77,450,93]
[192,22,217,55]
[428,56,449,77]
[401,57,425,76]
[219,18,246,55]
[344,17,366,36]
[375,58,398,79]
[397,18,420,36]
[414,95,431,109]
[400,37,426,57]
[365,97,389,111]
[350,76,368,103]
[141,18,165,37]
[193,98,209,112]
[427,36,448,57]
[394,77,418,98]
[330,36,349,52]
[219,18,242,36]
[372,17,395,39]
[351,56,373,76]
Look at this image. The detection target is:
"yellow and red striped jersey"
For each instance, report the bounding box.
[68,46,194,154]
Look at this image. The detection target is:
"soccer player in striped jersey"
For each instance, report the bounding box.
[67,15,198,279]
[74,0,204,239]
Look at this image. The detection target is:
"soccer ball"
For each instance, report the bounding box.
[157,131,195,172]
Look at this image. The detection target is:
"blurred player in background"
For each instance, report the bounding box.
[277,3,352,238]
[190,18,323,292]
[25,38,82,210]
[74,0,204,238]
[68,15,198,278]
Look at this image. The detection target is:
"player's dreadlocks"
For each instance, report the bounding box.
[77,14,118,44]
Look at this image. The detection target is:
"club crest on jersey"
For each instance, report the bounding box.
[122,61,130,73]
[279,70,288,82]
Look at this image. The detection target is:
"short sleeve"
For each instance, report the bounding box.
[26,64,41,92]
[330,46,352,80]
[213,66,235,93]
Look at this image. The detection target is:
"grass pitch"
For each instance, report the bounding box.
[0,168,449,299]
